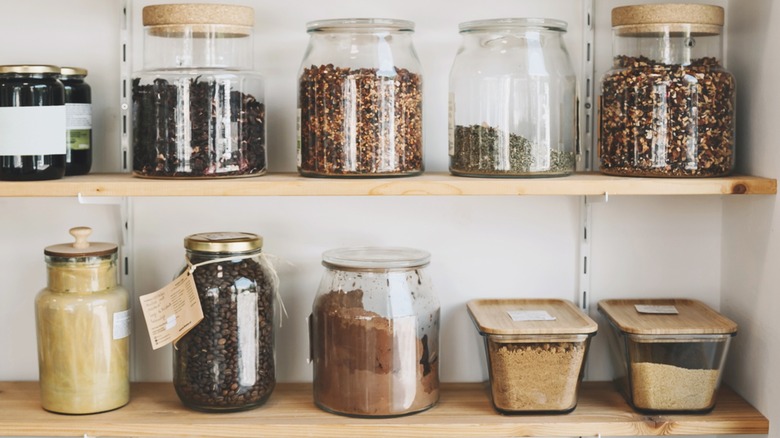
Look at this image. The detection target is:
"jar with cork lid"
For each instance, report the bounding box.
[599,4,735,177]
[133,4,266,178]
[35,227,130,414]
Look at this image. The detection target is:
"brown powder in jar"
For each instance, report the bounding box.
[488,341,585,412]
[631,362,719,411]
[313,289,439,416]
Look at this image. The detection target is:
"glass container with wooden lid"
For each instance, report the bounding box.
[598,299,737,413]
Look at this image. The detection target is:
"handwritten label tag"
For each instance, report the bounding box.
[139,271,204,350]
[635,304,679,315]
[507,310,556,321]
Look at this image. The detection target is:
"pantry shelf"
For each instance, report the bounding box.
[0,172,776,197]
[0,381,768,437]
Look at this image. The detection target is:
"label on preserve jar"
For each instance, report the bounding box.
[139,271,204,350]
[0,106,66,155]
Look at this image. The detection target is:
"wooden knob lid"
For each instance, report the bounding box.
[45,227,117,257]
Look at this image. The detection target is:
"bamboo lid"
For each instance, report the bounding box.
[612,4,724,36]
[44,227,117,258]
[467,299,597,335]
[598,299,738,335]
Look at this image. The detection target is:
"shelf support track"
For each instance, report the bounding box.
[578,0,596,172]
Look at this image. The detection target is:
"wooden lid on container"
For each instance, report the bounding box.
[612,4,724,36]
[598,299,737,335]
[467,299,597,335]
[44,227,117,258]
[143,4,254,37]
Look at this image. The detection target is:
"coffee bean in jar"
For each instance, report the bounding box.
[173,232,278,412]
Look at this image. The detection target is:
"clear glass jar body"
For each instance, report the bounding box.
[600,24,735,177]
[60,68,92,176]
[133,10,266,178]
[35,254,130,414]
[298,19,424,177]
[173,236,277,412]
[311,247,440,417]
[449,19,576,177]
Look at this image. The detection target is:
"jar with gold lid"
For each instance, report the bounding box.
[35,227,130,414]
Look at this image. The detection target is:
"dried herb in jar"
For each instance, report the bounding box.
[298,64,423,177]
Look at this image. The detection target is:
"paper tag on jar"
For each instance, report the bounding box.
[139,271,204,350]
[635,304,679,315]
[507,310,557,321]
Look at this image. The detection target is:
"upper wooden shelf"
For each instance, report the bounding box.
[0,381,768,437]
[0,172,775,197]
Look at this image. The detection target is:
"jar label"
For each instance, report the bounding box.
[139,271,204,350]
[507,310,556,321]
[113,309,132,340]
[65,103,92,129]
[448,94,455,156]
[0,106,66,155]
[296,108,302,167]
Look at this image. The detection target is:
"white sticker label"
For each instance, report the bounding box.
[0,106,66,155]
[448,94,455,156]
[113,309,132,340]
[507,310,557,321]
[296,108,302,167]
[65,103,92,129]
[635,305,679,314]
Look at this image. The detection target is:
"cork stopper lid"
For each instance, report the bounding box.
[44,227,117,258]
[598,299,738,335]
[143,4,254,37]
[612,4,724,36]
[467,299,598,336]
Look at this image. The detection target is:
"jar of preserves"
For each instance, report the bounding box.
[298,19,424,177]
[60,67,92,176]
[174,232,277,412]
[0,65,66,181]
[449,19,577,177]
[310,247,439,417]
[133,4,267,178]
[599,4,735,177]
[35,227,130,414]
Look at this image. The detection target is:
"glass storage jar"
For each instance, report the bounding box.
[449,19,577,177]
[133,4,267,178]
[174,232,277,412]
[310,247,439,417]
[0,65,66,181]
[298,19,424,177]
[60,67,92,176]
[599,4,735,177]
[35,227,130,414]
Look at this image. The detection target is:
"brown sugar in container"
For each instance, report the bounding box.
[467,299,597,414]
[598,299,737,413]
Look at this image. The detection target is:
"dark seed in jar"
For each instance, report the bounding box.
[298,64,423,176]
[600,56,735,177]
[173,257,275,411]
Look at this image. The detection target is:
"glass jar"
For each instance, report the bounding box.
[298,19,424,177]
[35,227,130,414]
[174,232,277,412]
[60,67,92,176]
[449,19,577,177]
[310,247,439,417]
[0,65,66,181]
[599,4,735,177]
[133,4,267,178]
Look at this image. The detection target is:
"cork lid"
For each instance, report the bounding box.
[143,4,254,37]
[467,299,597,336]
[44,227,117,258]
[598,299,738,335]
[184,232,263,253]
[612,4,724,36]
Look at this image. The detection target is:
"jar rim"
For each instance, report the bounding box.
[459,18,568,33]
[0,65,61,75]
[307,18,415,33]
[322,247,430,270]
[60,66,88,77]
[184,232,263,253]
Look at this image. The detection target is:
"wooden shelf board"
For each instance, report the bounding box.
[0,381,768,437]
[0,172,775,197]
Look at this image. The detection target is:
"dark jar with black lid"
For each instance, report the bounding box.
[60,67,92,176]
[0,65,66,181]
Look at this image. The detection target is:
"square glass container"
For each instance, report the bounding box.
[467,299,597,414]
[598,299,737,414]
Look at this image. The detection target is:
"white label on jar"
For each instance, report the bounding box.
[65,103,92,129]
[635,305,679,314]
[296,108,302,167]
[448,94,455,156]
[113,309,132,340]
[0,106,66,155]
[507,310,556,321]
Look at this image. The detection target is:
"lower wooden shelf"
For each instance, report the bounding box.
[0,381,768,437]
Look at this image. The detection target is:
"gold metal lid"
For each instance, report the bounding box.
[44,227,117,258]
[0,65,62,75]
[60,67,88,77]
[468,299,598,336]
[184,232,263,253]
[143,4,254,27]
[612,4,724,36]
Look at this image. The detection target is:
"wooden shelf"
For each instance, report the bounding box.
[0,381,768,437]
[0,172,775,197]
